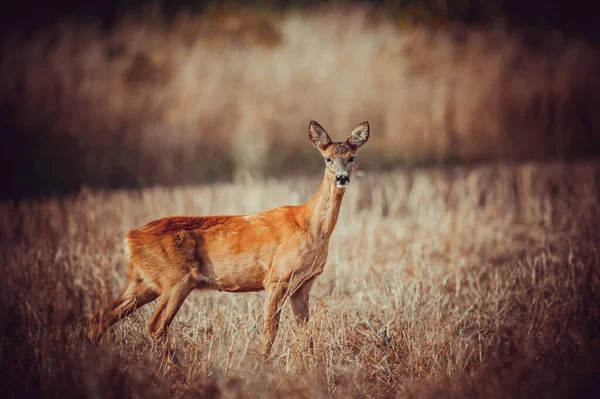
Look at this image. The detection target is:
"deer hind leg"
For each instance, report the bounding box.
[147,282,193,341]
[89,263,159,342]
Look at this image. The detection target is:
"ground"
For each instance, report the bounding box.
[1,160,599,398]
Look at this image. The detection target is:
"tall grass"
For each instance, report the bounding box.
[1,4,600,198]
[1,160,599,397]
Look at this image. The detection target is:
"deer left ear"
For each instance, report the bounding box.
[347,121,370,149]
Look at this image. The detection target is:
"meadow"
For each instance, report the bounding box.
[1,160,599,398]
[1,2,600,397]
[2,4,600,198]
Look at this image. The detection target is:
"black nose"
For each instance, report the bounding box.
[336,175,349,185]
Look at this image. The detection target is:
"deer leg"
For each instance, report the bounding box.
[261,282,287,357]
[89,276,159,342]
[290,278,315,326]
[290,278,316,353]
[147,282,193,341]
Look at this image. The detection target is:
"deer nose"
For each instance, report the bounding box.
[336,174,349,185]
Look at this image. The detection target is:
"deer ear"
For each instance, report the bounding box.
[308,120,332,150]
[347,121,370,149]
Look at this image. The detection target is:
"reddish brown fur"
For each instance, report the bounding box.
[140,216,232,234]
[89,120,370,356]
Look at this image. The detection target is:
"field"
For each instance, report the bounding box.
[1,160,599,398]
[2,4,600,199]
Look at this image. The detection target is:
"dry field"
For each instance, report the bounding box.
[1,160,599,398]
[2,4,600,198]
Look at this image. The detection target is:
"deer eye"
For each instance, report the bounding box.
[325,157,332,163]
[348,156,355,163]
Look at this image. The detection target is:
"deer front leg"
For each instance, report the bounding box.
[290,277,315,326]
[261,282,287,357]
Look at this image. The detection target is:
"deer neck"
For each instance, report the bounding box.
[305,172,346,238]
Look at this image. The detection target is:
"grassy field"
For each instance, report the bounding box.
[1,160,599,398]
[2,4,600,198]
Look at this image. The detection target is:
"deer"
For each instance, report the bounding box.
[89,120,370,356]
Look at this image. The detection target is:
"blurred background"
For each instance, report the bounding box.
[1,0,599,199]
[2,3,600,397]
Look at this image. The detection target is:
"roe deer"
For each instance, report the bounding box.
[89,120,370,356]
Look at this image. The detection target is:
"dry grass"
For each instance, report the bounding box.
[2,4,600,197]
[1,160,599,398]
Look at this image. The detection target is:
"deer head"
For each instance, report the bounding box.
[308,120,370,188]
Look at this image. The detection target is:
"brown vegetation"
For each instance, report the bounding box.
[1,160,599,397]
[1,5,600,198]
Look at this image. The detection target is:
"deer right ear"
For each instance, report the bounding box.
[308,120,332,150]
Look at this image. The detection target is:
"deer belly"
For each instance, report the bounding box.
[203,253,267,292]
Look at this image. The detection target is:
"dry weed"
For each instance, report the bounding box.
[1,5,599,198]
[1,160,599,397]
